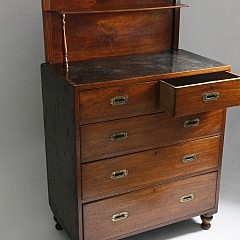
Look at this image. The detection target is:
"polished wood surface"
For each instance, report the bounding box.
[79,82,158,124]
[41,64,80,240]
[41,0,238,239]
[82,136,220,201]
[46,0,175,11]
[50,10,173,62]
[201,215,214,230]
[51,5,188,14]
[48,50,230,89]
[81,110,224,162]
[83,172,217,240]
[42,0,182,63]
[160,71,240,116]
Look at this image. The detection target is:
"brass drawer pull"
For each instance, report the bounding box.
[111,131,128,141]
[111,169,128,179]
[180,193,195,203]
[184,118,200,128]
[202,92,219,102]
[182,154,197,163]
[110,96,129,106]
[111,211,129,222]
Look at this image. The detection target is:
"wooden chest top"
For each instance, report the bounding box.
[45,50,230,89]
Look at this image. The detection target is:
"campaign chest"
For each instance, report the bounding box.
[41,1,240,239]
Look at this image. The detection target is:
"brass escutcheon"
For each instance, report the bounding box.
[111,212,129,222]
[202,92,219,103]
[179,193,195,203]
[182,154,197,163]
[110,131,128,141]
[184,118,200,128]
[110,96,129,106]
[111,169,128,179]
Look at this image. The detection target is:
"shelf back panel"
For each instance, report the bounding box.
[42,0,180,63]
[43,0,174,11]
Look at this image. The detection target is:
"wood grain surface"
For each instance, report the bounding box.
[82,136,221,200]
[83,172,218,240]
[160,71,240,116]
[81,109,224,162]
[47,0,175,11]
[79,81,158,124]
[47,50,230,88]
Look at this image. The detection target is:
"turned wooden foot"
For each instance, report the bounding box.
[200,215,213,230]
[53,216,63,231]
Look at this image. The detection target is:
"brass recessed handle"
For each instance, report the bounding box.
[184,118,200,128]
[202,92,219,103]
[111,169,128,179]
[182,154,197,163]
[111,211,129,222]
[179,193,195,203]
[110,96,129,106]
[111,131,128,141]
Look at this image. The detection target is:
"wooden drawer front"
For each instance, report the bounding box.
[79,82,157,123]
[82,136,220,200]
[81,109,223,162]
[160,72,240,117]
[84,172,217,240]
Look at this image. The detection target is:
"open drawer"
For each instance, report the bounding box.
[160,71,240,117]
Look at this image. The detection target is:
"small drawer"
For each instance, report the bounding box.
[82,136,220,200]
[83,172,217,240]
[81,109,224,162]
[79,82,157,124]
[160,72,240,117]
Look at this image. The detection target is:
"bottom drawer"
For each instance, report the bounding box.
[84,172,217,240]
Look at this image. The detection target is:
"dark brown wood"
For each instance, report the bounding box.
[81,109,224,162]
[74,89,83,240]
[172,0,181,49]
[79,81,158,124]
[53,216,63,231]
[200,215,213,230]
[48,50,231,89]
[49,0,175,11]
[41,64,80,240]
[82,136,220,201]
[212,109,227,215]
[40,1,239,239]
[50,10,173,62]
[51,4,188,14]
[160,71,240,116]
[84,172,217,240]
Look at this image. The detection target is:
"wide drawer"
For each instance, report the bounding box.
[79,82,157,124]
[81,109,224,162]
[160,71,240,117]
[82,136,220,200]
[83,172,217,240]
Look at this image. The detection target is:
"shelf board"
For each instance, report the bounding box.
[50,4,189,15]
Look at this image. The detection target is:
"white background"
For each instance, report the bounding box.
[0,0,240,239]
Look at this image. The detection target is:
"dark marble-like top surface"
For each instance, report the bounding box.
[47,49,229,88]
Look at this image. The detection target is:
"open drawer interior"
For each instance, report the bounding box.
[160,71,240,117]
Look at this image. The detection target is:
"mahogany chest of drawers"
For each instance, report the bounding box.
[41,1,240,239]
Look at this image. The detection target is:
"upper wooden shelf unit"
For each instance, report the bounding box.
[42,0,187,65]
[49,4,188,15]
